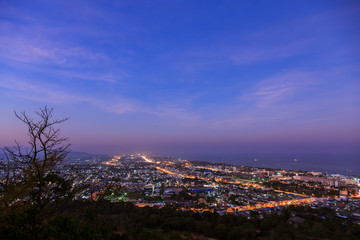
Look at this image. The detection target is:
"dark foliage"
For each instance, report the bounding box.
[2,200,358,240]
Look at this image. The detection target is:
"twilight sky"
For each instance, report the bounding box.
[0,0,359,155]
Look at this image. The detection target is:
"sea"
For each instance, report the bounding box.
[180,153,360,177]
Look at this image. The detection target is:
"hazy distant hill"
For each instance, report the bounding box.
[67,151,109,159]
[0,150,110,164]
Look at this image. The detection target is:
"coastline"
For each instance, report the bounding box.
[180,153,360,177]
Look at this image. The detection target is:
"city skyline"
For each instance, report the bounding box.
[0,0,359,155]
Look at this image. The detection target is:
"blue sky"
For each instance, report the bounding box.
[0,0,359,155]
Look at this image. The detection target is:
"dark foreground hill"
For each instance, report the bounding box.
[1,200,359,240]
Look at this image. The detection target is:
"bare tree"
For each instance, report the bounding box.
[0,106,70,207]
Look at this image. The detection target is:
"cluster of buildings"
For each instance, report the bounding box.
[53,153,360,222]
[3,152,359,222]
[293,175,347,187]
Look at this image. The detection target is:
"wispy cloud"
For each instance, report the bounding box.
[0,76,91,104]
[161,6,360,75]
[0,75,200,124]
[161,38,314,75]
[0,18,128,85]
[0,35,109,67]
[241,71,316,106]
[0,76,136,114]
